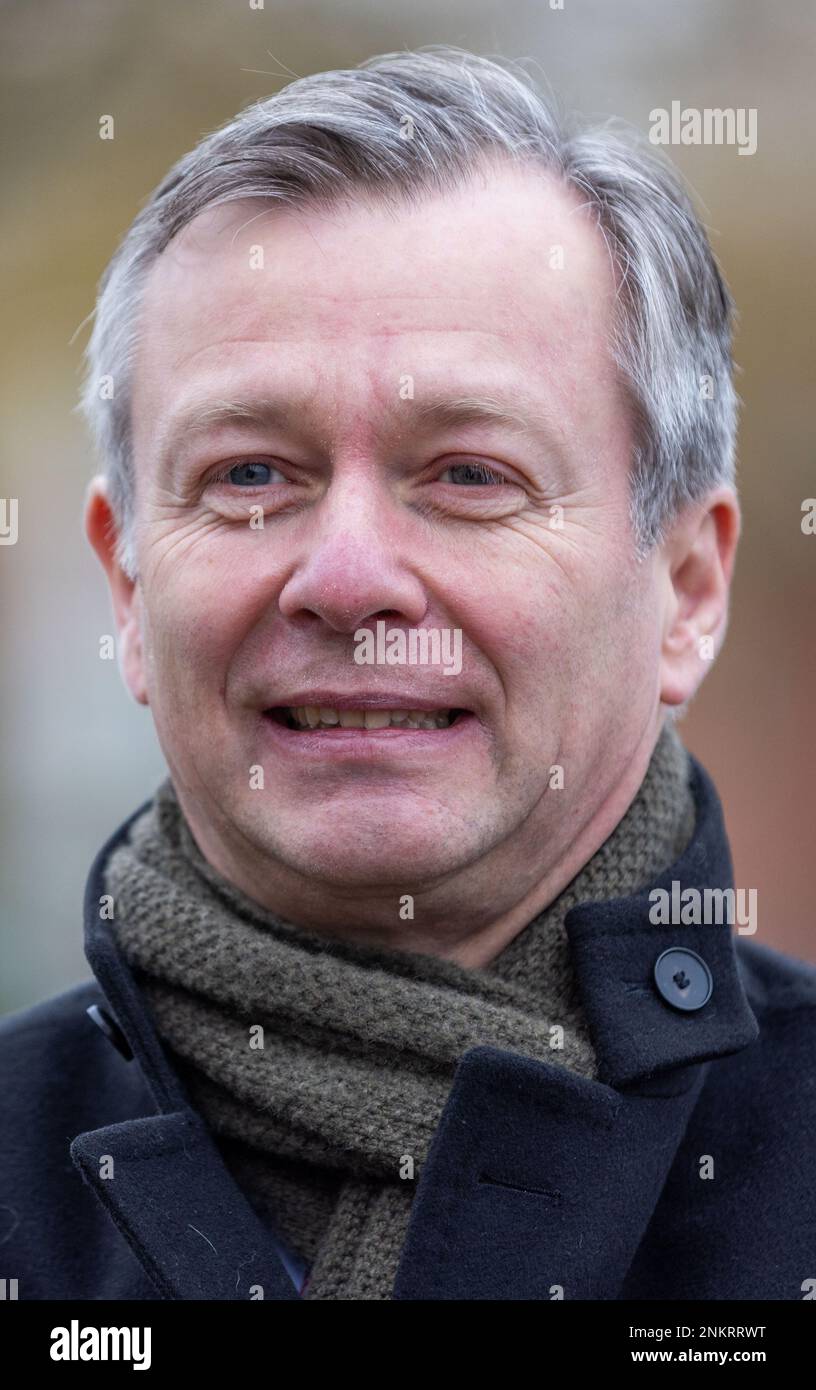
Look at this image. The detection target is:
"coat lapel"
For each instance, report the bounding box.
[72,799,302,1300]
[71,1111,300,1300]
[392,1046,710,1300]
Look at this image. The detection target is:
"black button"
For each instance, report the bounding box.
[653,948,713,1012]
[86,1003,134,1060]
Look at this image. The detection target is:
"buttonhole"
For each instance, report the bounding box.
[478,1173,562,1203]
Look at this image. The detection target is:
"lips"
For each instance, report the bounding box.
[258,692,478,762]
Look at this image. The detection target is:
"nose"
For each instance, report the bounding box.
[277,475,428,634]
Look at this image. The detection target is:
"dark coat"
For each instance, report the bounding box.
[2,755,815,1301]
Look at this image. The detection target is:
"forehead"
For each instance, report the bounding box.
[130,162,620,456]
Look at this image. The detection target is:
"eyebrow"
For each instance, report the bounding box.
[160,396,296,460]
[414,392,560,444]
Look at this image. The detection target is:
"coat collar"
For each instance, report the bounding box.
[73,750,759,1299]
[564,752,759,1086]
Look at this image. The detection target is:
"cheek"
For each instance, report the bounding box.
[466,547,651,711]
[580,566,659,710]
[142,562,250,706]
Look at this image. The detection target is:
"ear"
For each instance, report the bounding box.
[84,475,149,706]
[658,486,740,708]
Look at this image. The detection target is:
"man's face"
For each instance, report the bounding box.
[120,162,665,893]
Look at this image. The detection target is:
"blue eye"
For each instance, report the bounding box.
[440,461,505,486]
[226,461,273,486]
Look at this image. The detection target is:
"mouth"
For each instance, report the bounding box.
[266,705,467,731]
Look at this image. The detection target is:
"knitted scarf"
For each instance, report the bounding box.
[104,721,695,1300]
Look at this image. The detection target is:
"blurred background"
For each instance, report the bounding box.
[1,0,814,1012]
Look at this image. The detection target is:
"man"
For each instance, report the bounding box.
[1,45,814,1302]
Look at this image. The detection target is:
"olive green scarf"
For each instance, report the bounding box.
[104,722,695,1299]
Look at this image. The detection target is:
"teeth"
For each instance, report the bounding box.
[364,710,391,729]
[339,709,365,728]
[284,706,455,730]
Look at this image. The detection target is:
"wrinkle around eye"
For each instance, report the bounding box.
[144,511,237,583]
[496,508,618,582]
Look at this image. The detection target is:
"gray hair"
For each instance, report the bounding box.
[78,44,738,579]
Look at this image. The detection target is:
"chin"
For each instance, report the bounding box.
[277,822,470,890]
